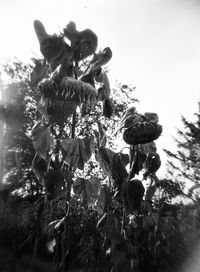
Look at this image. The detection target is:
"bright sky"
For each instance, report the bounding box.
[1,0,200,176]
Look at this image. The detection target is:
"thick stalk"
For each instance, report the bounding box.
[62,66,77,272]
[66,62,78,203]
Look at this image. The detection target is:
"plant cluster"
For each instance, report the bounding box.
[0,20,190,272]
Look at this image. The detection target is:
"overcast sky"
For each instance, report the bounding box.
[1,0,200,176]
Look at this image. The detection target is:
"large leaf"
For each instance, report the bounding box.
[34,20,73,71]
[32,154,47,184]
[78,137,95,169]
[61,137,94,170]
[95,147,115,176]
[96,184,112,215]
[61,138,80,169]
[143,152,161,174]
[73,177,102,208]
[97,211,123,245]
[123,179,145,212]
[107,211,123,245]
[30,59,49,90]
[87,47,112,73]
[145,184,156,201]
[37,96,78,123]
[111,153,129,187]
[143,214,155,231]
[73,178,86,195]
[63,21,98,61]
[86,177,101,199]
[102,98,114,118]
[31,121,53,159]
[93,121,107,148]
[44,169,65,200]
[33,19,49,43]
[96,72,111,99]
[130,149,147,179]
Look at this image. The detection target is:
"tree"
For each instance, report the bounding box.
[164,103,200,201]
[0,62,38,196]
